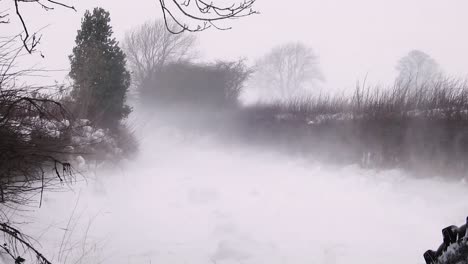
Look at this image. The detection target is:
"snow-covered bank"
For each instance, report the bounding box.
[19,119,468,264]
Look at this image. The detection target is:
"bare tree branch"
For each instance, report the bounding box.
[0,222,53,264]
[158,0,258,34]
[1,0,256,54]
[0,8,9,24]
[12,0,76,53]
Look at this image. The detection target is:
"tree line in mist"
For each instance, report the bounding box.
[120,17,466,178]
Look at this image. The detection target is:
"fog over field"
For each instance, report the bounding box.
[2,1,468,264]
[12,109,466,264]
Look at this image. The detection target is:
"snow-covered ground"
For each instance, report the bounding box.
[17,116,468,264]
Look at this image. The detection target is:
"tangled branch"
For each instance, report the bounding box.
[0,222,52,264]
[158,0,258,34]
[10,0,76,53]
[2,0,256,53]
[0,33,77,264]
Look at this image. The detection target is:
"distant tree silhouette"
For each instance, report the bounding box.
[251,42,324,101]
[123,19,197,92]
[396,50,442,88]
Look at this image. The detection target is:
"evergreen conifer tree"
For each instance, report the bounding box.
[69,7,131,130]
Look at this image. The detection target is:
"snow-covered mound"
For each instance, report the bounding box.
[70,119,124,166]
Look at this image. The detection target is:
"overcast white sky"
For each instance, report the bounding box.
[5,0,468,90]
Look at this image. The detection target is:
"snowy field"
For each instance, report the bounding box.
[17,117,468,264]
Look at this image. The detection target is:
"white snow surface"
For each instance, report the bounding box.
[17,118,468,264]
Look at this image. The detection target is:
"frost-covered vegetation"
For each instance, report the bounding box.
[140,73,468,178]
[123,19,468,179]
[234,78,468,177]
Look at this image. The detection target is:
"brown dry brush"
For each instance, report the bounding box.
[0,37,77,264]
[0,98,70,263]
[240,77,468,177]
[0,88,75,206]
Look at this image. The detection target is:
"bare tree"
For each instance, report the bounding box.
[123,19,197,90]
[251,42,324,101]
[396,50,443,88]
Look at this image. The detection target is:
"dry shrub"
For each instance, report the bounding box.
[238,78,468,177]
